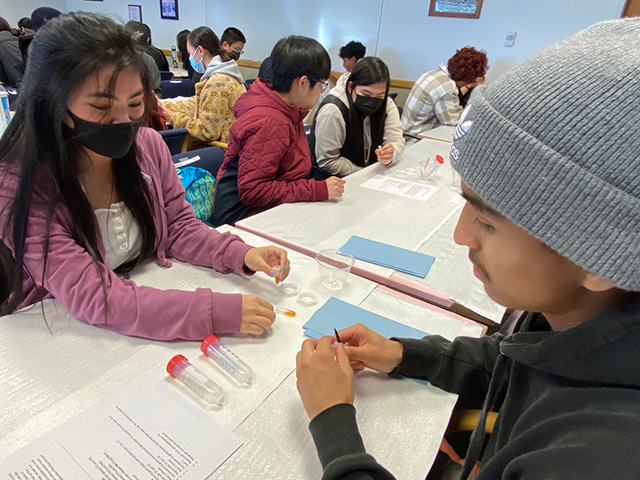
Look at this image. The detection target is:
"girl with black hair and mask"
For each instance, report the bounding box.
[310,57,404,178]
[0,12,289,341]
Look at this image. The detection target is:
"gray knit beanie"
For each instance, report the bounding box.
[451,18,640,291]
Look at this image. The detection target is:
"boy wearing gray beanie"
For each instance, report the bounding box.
[295,18,640,480]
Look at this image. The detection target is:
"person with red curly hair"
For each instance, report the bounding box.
[401,46,487,142]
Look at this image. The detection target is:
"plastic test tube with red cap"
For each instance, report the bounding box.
[422,154,445,179]
[166,354,227,406]
[201,335,255,385]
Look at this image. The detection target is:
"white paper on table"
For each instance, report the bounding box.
[360,174,439,202]
[0,371,242,480]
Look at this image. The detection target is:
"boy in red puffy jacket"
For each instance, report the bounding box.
[213,35,345,227]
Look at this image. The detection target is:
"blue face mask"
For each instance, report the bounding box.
[189,49,205,74]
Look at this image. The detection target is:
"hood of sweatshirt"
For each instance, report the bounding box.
[0,30,18,45]
[202,55,243,83]
[500,293,640,388]
[232,77,308,126]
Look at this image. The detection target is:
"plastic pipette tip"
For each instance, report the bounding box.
[275,306,296,317]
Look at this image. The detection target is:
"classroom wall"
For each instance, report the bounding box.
[0,0,68,27]
[204,0,382,73]
[65,0,206,50]
[8,0,627,84]
[378,0,628,82]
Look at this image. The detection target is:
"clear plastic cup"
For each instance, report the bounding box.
[315,249,355,291]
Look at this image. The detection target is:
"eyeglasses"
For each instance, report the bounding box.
[232,49,244,56]
[311,79,330,92]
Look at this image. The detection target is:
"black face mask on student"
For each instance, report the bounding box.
[66,110,143,159]
[353,95,384,117]
[226,49,240,61]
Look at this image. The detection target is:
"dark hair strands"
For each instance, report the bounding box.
[0,13,157,319]
[269,35,331,93]
[188,26,231,62]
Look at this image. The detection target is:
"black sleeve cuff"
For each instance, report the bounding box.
[309,403,367,469]
[389,336,443,380]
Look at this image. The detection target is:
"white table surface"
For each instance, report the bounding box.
[417,125,456,143]
[0,226,482,479]
[237,139,504,323]
[170,67,190,78]
[238,139,459,264]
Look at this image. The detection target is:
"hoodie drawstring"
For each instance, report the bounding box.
[460,353,510,479]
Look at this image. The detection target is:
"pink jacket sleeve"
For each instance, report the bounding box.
[236,117,328,209]
[20,199,238,341]
[12,130,255,341]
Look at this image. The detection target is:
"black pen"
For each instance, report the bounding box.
[333,328,342,343]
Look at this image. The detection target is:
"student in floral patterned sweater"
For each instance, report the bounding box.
[160,26,245,150]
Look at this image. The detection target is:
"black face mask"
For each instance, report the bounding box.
[353,95,384,117]
[66,110,143,159]
[226,49,240,61]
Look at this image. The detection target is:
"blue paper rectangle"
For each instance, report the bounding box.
[339,235,435,278]
[303,297,429,386]
[303,297,428,341]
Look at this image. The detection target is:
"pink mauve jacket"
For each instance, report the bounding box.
[0,127,254,340]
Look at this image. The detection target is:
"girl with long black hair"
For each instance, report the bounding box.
[310,57,404,178]
[0,12,289,340]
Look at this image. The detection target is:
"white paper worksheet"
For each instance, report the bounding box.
[360,175,439,202]
[0,371,242,480]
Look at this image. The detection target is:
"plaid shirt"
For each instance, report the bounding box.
[401,64,462,137]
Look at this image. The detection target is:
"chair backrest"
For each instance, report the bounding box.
[159,71,173,81]
[161,79,195,99]
[172,146,225,178]
[159,128,189,155]
[244,78,256,91]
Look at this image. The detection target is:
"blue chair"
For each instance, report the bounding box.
[172,146,225,178]
[159,71,173,81]
[244,78,256,91]
[159,128,189,155]
[397,105,403,117]
[161,79,195,99]
[5,87,19,109]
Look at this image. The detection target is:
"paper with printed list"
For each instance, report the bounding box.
[0,370,242,479]
[360,175,439,202]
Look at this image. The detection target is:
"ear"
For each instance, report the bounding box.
[581,272,617,293]
[297,75,310,91]
[221,41,229,49]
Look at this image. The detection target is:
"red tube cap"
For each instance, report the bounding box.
[201,335,220,356]
[166,354,188,378]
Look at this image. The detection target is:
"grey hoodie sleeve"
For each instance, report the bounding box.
[394,334,503,408]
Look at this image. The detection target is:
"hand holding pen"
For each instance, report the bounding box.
[295,335,354,420]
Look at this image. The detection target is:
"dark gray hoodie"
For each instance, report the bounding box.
[0,30,22,87]
[309,294,640,479]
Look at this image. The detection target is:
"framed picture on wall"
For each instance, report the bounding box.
[160,0,179,20]
[128,5,142,22]
[428,0,483,19]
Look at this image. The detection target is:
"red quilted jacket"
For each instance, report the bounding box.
[213,78,329,226]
